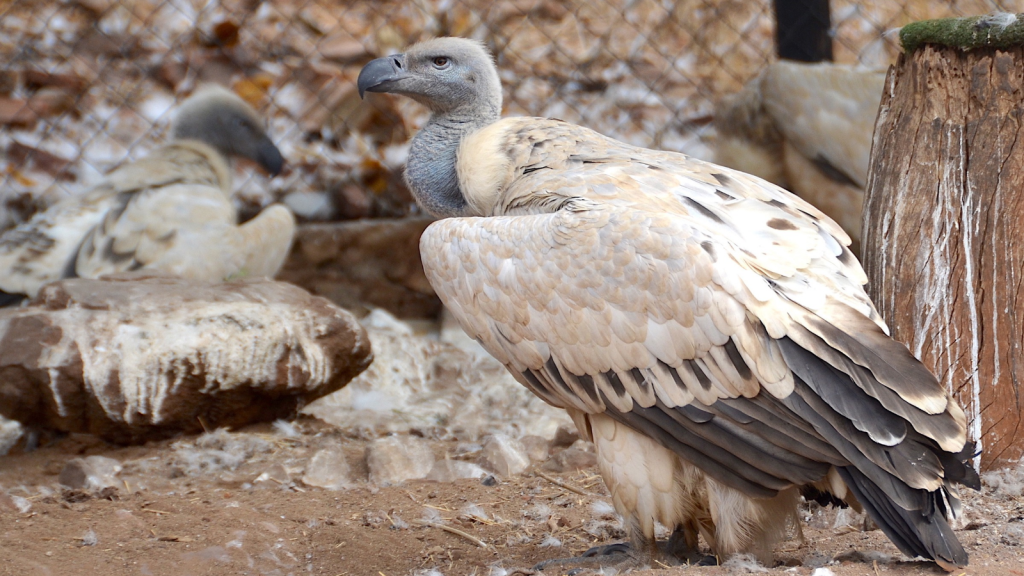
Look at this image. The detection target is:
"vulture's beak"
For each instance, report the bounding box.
[358,54,410,98]
[254,137,285,176]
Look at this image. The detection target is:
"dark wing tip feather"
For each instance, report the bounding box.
[837,466,968,568]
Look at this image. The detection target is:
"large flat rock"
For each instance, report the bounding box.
[0,273,372,443]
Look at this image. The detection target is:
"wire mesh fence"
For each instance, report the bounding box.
[0,0,1020,229]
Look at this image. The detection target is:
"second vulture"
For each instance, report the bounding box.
[0,85,296,306]
[714,61,887,256]
[358,38,977,571]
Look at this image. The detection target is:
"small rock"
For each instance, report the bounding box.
[302,447,353,490]
[58,456,122,490]
[480,474,498,487]
[519,435,551,462]
[254,463,290,485]
[552,425,580,448]
[366,436,434,486]
[542,447,598,473]
[479,434,530,477]
[426,459,488,482]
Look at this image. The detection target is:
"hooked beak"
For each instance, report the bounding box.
[357,54,410,99]
[255,137,285,176]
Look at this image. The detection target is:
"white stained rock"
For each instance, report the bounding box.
[302,447,353,490]
[0,274,372,443]
[366,436,435,486]
[426,459,488,482]
[480,434,530,477]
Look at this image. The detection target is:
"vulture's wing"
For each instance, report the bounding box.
[0,141,234,296]
[0,188,120,297]
[74,142,241,279]
[74,182,237,279]
[760,61,886,189]
[424,118,973,567]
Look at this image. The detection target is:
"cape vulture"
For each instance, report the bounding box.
[358,38,977,571]
[0,85,295,306]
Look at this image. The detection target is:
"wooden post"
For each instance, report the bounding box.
[773,0,833,62]
[862,15,1024,470]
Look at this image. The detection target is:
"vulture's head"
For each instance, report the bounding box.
[357,37,502,116]
[171,85,284,176]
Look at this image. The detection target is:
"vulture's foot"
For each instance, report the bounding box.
[533,528,716,572]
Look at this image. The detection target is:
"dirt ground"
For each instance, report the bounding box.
[2,417,1024,576]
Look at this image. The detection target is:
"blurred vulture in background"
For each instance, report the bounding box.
[358,38,976,572]
[714,61,887,256]
[0,86,296,306]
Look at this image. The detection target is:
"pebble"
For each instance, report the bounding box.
[479,434,530,477]
[302,447,353,490]
[366,436,434,486]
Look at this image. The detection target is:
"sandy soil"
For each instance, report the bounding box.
[2,417,1024,576]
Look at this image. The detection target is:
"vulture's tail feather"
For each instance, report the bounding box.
[836,466,967,568]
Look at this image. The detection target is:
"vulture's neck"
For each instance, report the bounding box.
[406,105,498,218]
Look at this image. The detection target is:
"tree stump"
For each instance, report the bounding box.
[862,14,1024,470]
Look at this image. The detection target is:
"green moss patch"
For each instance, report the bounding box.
[901,13,1024,53]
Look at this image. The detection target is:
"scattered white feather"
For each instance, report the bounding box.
[460,504,490,522]
[9,495,31,514]
[421,507,446,525]
[723,553,768,573]
[983,463,1024,497]
[538,535,562,548]
[171,429,272,476]
[272,420,300,438]
[524,503,552,522]
[80,529,98,547]
[980,12,1017,30]
[811,569,836,576]
[590,500,617,519]
[413,569,444,576]
[390,514,410,529]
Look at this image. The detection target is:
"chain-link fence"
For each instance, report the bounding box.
[0,0,1019,229]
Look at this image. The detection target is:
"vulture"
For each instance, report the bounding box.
[357,38,977,571]
[0,85,295,306]
[714,61,887,256]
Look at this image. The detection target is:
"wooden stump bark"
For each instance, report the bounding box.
[863,17,1024,470]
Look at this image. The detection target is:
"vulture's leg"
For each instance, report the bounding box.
[534,518,714,572]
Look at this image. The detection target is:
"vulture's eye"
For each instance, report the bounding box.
[432,57,450,69]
